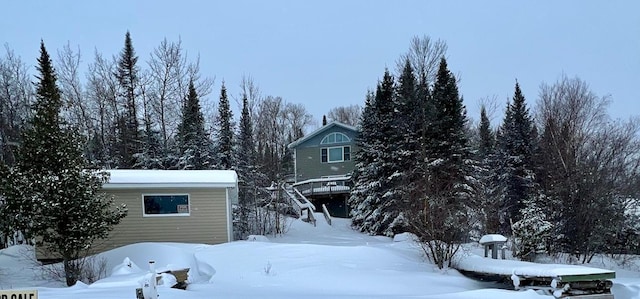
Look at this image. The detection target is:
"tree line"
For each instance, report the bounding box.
[0,32,638,279]
[0,32,355,285]
[350,36,640,268]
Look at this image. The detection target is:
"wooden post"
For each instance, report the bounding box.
[484,245,489,258]
[491,244,499,259]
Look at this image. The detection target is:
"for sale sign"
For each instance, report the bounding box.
[0,290,38,299]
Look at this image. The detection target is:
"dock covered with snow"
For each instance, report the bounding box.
[455,255,616,298]
[456,255,615,282]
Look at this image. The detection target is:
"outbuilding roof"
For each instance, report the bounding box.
[103,169,238,189]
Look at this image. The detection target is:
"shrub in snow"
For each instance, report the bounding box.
[40,255,109,285]
[511,196,553,261]
[263,261,273,276]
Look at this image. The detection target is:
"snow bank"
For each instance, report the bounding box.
[95,242,212,283]
[0,217,637,299]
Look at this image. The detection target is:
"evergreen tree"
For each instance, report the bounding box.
[114,31,141,168]
[349,91,378,229]
[478,106,495,157]
[0,42,127,286]
[350,70,396,235]
[511,194,553,261]
[134,117,164,169]
[235,95,264,239]
[496,82,537,235]
[214,83,234,169]
[413,58,474,268]
[176,80,211,170]
[476,106,500,234]
[384,59,422,234]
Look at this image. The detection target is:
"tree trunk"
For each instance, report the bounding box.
[63,257,78,286]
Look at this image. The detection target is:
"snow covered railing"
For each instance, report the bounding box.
[293,176,351,196]
[322,204,332,226]
[293,187,316,210]
[281,185,315,217]
[306,209,316,227]
[292,176,351,186]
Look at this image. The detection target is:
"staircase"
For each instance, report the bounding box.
[281,183,317,225]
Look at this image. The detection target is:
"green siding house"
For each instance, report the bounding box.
[287,122,359,217]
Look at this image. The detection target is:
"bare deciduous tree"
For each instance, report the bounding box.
[145,38,214,160]
[536,75,640,262]
[326,104,361,127]
[236,74,262,117]
[57,43,91,135]
[147,38,188,150]
[253,96,314,181]
[0,44,34,165]
[395,35,448,85]
[284,103,314,140]
[86,50,119,167]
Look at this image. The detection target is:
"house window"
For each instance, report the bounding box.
[143,194,190,216]
[321,146,351,163]
[320,132,350,144]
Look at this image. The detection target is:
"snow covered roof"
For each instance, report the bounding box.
[287,121,358,149]
[103,169,238,189]
[479,234,508,244]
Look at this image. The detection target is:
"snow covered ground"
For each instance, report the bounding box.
[0,216,638,298]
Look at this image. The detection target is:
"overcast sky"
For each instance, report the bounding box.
[1,0,638,129]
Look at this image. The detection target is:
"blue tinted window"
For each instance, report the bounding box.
[143,195,190,215]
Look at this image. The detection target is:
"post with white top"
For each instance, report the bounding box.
[479,234,508,260]
[141,260,158,299]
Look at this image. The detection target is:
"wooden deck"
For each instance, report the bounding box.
[293,176,351,197]
[455,255,615,298]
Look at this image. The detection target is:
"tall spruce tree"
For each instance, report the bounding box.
[384,59,422,234]
[476,106,501,233]
[496,82,537,235]
[114,31,141,168]
[135,117,164,169]
[214,82,234,169]
[235,95,260,239]
[1,42,127,286]
[349,91,378,229]
[350,70,396,235]
[176,80,211,169]
[413,58,474,268]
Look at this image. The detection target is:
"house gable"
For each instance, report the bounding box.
[288,122,358,149]
[288,122,359,182]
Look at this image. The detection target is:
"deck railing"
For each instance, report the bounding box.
[293,176,352,197]
[322,204,332,226]
[282,184,316,220]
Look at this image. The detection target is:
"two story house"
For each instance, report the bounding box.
[287,121,359,218]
